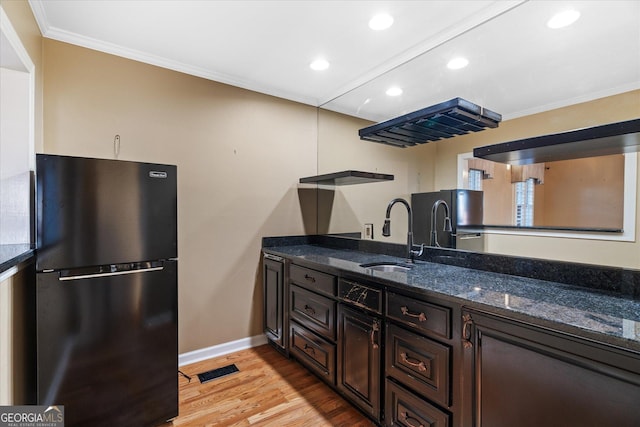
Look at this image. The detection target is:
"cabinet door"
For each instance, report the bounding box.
[337,305,381,422]
[464,309,640,427]
[263,257,285,349]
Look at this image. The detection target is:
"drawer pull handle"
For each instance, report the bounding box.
[400,411,424,427]
[400,306,427,322]
[303,305,316,316]
[400,352,427,372]
[303,344,316,355]
[370,320,380,349]
[462,313,474,349]
[304,274,316,283]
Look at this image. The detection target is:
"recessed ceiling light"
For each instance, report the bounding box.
[310,58,330,71]
[369,13,394,31]
[447,57,469,70]
[547,10,580,29]
[386,86,402,97]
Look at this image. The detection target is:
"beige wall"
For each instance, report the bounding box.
[471,161,514,225]
[466,155,625,228]
[541,155,624,228]
[318,109,436,244]
[427,90,640,267]
[42,39,318,353]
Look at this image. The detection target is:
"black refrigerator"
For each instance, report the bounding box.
[35,154,178,427]
[412,189,483,249]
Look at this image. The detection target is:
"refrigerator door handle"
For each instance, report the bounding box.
[59,266,164,281]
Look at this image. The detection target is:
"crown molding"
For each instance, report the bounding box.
[504,82,640,121]
[27,0,320,107]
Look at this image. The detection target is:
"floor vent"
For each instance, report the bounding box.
[197,364,239,383]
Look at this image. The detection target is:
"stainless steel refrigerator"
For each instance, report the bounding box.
[35,154,178,427]
[411,189,483,249]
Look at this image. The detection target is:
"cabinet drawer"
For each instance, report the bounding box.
[290,284,336,340]
[386,323,450,407]
[290,264,336,296]
[385,379,450,427]
[339,278,382,314]
[387,292,451,340]
[290,322,336,384]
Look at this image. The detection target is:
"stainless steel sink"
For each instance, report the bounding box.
[359,262,413,272]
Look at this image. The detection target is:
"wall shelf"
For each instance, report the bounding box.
[359,98,501,147]
[299,170,394,186]
[473,119,640,165]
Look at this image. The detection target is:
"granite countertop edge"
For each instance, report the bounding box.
[0,244,35,276]
[263,244,640,354]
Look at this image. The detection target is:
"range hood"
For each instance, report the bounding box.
[473,119,640,165]
[299,170,394,185]
[359,98,502,148]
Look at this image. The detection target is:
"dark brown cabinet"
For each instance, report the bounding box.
[263,250,640,427]
[385,291,454,427]
[387,291,451,340]
[290,284,336,340]
[263,254,287,353]
[385,380,450,427]
[290,263,336,297]
[463,309,640,427]
[287,267,383,422]
[338,304,381,422]
[288,263,338,385]
[386,323,450,408]
[290,321,336,383]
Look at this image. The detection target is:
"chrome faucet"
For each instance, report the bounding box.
[430,199,453,247]
[382,198,424,263]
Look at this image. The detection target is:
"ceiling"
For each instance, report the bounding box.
[28,1,640,123]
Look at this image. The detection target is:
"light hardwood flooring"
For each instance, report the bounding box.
[161,344,376,426]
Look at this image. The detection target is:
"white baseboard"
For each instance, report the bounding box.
[178,334,268,367]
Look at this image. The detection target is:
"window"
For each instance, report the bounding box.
[514,178,535,226]
[468,169,483,191]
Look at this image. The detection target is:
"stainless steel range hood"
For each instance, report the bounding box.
[473,119,640,165]
[359,98,502,148]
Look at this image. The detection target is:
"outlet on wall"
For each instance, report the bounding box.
[363,223,374,240]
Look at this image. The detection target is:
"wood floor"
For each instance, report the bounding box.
[160,344,376,426]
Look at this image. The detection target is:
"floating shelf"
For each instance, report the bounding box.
[299,170,394,186]
[359,98,502,148]
[473,119,640,165]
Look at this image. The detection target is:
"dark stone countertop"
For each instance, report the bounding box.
[263,243,640,353]
[0,244,34,276]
